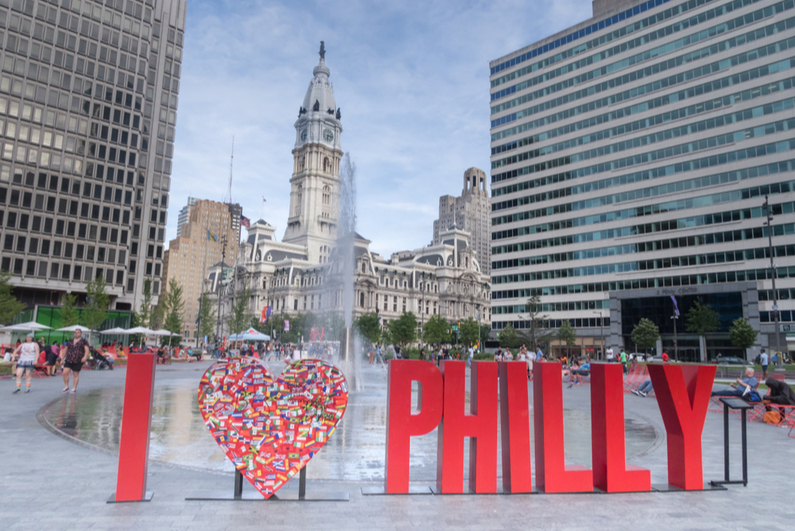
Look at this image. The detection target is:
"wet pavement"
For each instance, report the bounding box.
[38,360,661,481]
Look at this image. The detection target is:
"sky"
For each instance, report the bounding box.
[168,0,594,256]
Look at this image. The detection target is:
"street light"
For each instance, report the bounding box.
[762,195,783,367]
[592,310,604,360]
[419,273,425,353]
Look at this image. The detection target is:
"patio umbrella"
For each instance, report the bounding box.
[99,327,129,334]
[56,325,93,332]
[126,326,155,335]
[0,321,53,331]
[151,329,174,336]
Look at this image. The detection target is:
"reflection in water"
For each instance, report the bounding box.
[42,365,660,481]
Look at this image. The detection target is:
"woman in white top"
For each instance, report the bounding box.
[13,333,39,393]
[504,349,514,361]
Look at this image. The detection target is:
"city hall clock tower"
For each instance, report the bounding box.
[283,42,343,265]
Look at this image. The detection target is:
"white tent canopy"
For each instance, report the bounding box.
[56,324,93,332]
[151,329,174,336]
[0,321,53,332]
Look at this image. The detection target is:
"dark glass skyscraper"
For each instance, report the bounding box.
[0,0,186,311]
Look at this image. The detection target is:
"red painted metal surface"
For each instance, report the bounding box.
[499,361,533,493]
[385,360,444,493]
[114,353,156,501]
[533,361,593,493]
[591,363,651,492]
[647,363,716,490]
[436,361,499,493]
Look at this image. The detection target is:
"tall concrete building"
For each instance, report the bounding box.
[162,199,239,342]
[432,167,491,275]
[175,194,194,236]
[489,0,795,360]
[0,0,187,313]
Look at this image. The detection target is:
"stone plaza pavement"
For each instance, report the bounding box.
[1,361,793,531]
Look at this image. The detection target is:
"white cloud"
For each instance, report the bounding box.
[168,0,595,256]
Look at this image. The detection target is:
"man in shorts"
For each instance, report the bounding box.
[61,329,89,393]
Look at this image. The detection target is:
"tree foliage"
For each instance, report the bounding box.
[423,313,450,346]
[685,300,720,336]
[499,323,521,349]
[163,279,185,346]
[60,292,79,328]
[479,324,492,348]
[197,292,216,341]
[729,318,758,350]
[631,318,660,351]
[225,286,252,337]
[355,312,381,345]
[0,270,25,325]
[459,317,480,348]
[387,312,417,345]
[557,320,577,357]
[83,276,109,331]
[522,295,555,351]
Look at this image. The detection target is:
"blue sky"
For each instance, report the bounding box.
[168,0,593,256]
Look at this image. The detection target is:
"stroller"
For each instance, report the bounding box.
[90,348,114,370]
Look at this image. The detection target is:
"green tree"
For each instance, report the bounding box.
[197,292,216,341]
[685,300,720,362]
[631,318,660,353]
[388,312,418,345]
[225,286,252,337]
[479,324,492,351]
[499,323,521,349]
[355,312,381,345]
[0,270,25,324]
[557,320,577,359]
[278,313,309,344]
[60,292,79,328]
[423,313,451,346]
[459,317,479,348]
[163,279,185,347]
[83,276,109,332]
[521,295,555,352]
[729,318,758,355]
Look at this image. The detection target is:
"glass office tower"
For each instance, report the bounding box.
[0,0,186,311]
[490,0,795,359]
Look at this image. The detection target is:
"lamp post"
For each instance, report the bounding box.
[593,310,604,360]
[762,195,783,367]
[419,273,425,353]
[215,236,227,343]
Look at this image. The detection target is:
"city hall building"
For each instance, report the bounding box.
[489,0,795,359]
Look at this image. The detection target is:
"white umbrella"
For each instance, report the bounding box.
[99,327,129,334]
[56,324,93,332]
[0,321,53,331]
[151,329,174,336]
[126,326,155,335]
[231,328,270,341]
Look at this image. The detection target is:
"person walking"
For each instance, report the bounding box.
[61,329,90,393]
[375,344,386,367]
[760,349,769,380]
[45,341,60,377]
[620,349,628,374]
[467,346,474,367]
[12,333,39,393]
[606,346,614,362]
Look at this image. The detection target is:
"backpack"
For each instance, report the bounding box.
[763,410,783,425]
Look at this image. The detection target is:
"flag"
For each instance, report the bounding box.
[259,306,272,324]
[671,295,680,317]
[284,320,290,331]
[207,229,218,242]
[241,215,251,229]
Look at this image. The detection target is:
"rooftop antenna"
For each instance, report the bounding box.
[227,136,235,204]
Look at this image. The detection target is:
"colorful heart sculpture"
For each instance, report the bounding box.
[198,357,348,498]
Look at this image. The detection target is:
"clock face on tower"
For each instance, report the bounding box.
[300,129,308,142]
[323,129,334,142]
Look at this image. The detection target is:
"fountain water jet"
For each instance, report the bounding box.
[336,153,363,391]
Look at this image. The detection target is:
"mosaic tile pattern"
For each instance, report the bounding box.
[198,357,348,498]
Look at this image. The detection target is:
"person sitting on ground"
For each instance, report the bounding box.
[99,347,114,370]
[568,359,591,387]
[711,368,760,401]
[632,352,669,397]
[188,346,201,361]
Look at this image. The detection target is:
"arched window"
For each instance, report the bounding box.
[361,262,366,273]
[322,185,331,205]
[323,157,329,172]
[295,185,303,216]
[359,292,365,307]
